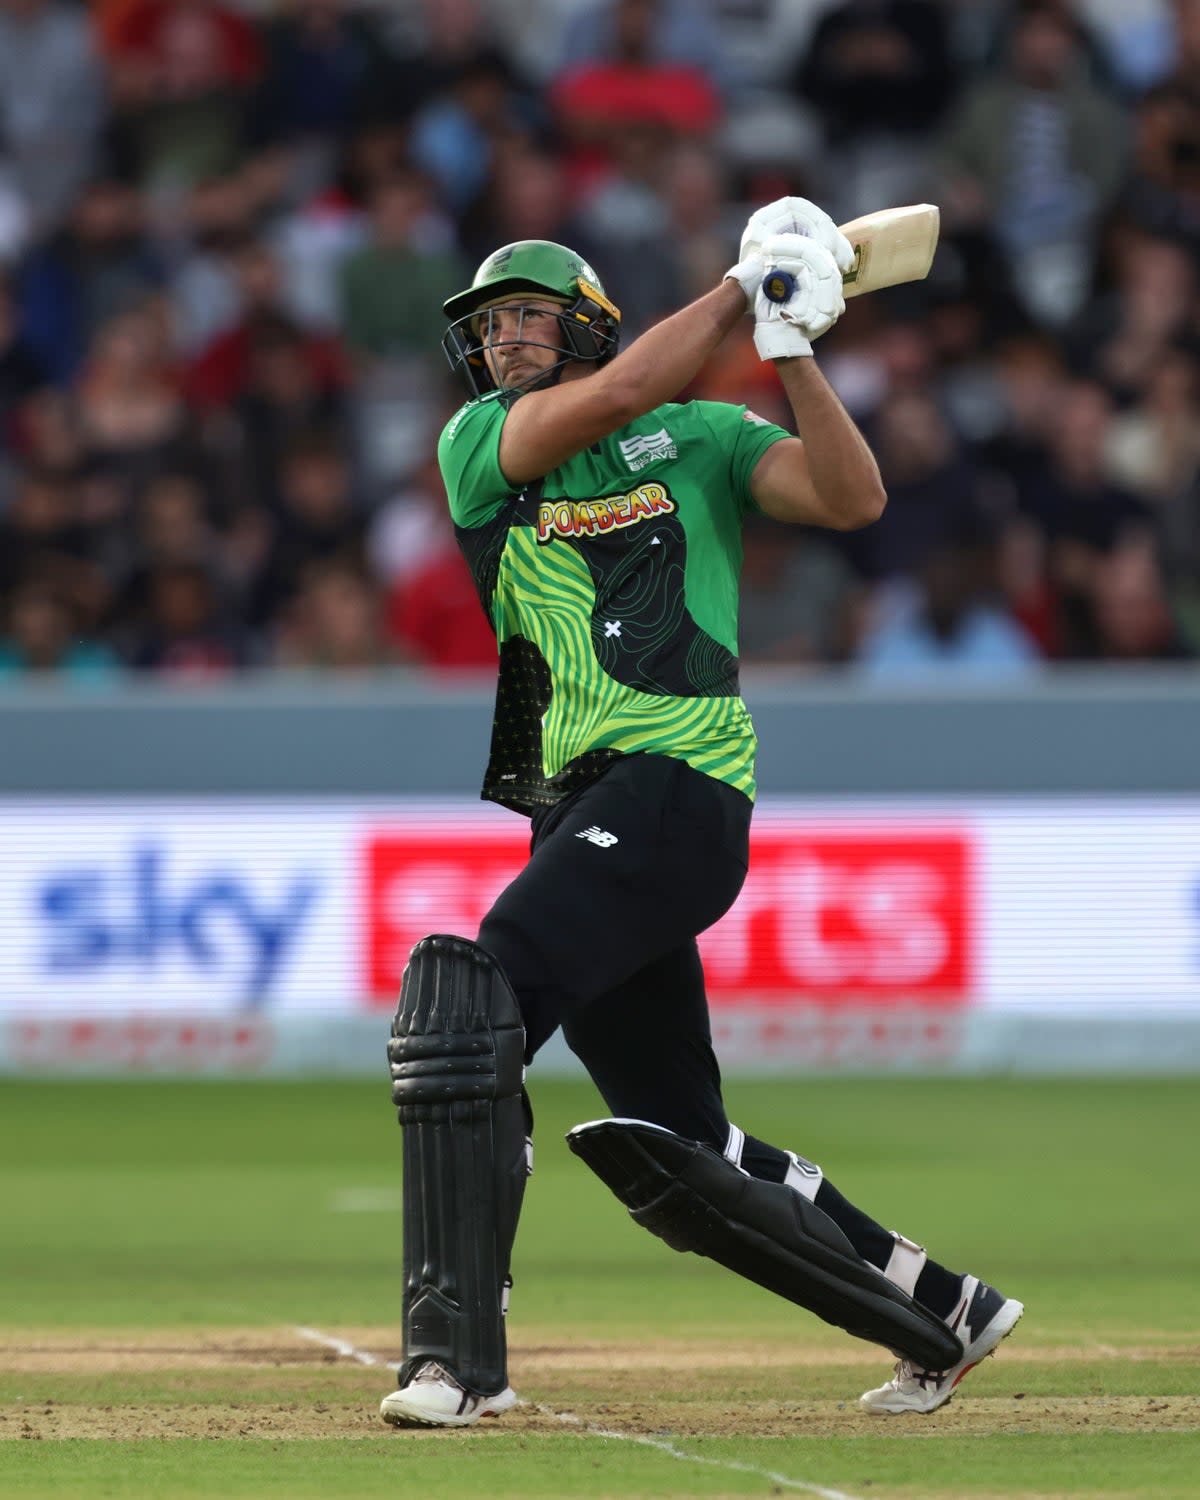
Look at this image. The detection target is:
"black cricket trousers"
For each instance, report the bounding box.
[478,751,753,1154]
[478,750,924,1286]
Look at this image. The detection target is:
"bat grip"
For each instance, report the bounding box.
[762,269,796,304]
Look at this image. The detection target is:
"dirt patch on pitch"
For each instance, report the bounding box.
[5,1328,1195,1376]
[2,1395,1198,1443]
[3,1330,1198,1443]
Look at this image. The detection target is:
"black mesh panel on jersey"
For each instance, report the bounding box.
[480,635,621,814]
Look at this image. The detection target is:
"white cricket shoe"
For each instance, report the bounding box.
[859,1275,1024,1415]
[379,1360,519,1428]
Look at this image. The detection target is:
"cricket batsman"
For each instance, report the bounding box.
[380,198,1023,1427]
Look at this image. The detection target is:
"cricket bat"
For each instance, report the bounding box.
[762,203,940,304]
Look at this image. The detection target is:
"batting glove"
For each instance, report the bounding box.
[753,233,846,360]
[724,251,764,307]
[742,196,853,272]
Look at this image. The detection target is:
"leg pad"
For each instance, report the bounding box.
[567,1118,963,1369]
[389,935,529,1395]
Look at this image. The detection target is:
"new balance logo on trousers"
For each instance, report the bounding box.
[575,826,619,847]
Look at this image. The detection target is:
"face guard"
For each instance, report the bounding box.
[442,240,621,399]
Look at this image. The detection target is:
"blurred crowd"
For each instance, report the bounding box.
[0,0,1198,683]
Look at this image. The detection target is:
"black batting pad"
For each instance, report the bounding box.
[389,935,529,1396]
[567,1117,963,1370]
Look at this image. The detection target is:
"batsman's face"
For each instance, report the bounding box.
[479,297,568,389]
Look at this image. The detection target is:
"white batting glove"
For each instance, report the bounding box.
[753,233,846,361]
[724,252,763,307]
[741,196,854,276]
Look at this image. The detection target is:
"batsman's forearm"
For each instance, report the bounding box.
[776,356,886,526]
[603,281,746,417]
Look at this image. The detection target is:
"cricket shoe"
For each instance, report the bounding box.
[859,1275,1024,1415]
[379,1361,519,1428]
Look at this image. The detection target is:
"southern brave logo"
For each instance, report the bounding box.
[618,428,677,471]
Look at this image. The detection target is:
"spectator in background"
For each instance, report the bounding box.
[251,0,395,201]
[738,515,859,666]
[337,170,465,368]
[1074,0,1177,96]
[275,555,397,670]
[557,0,731,96]
[99,0,264,195]
[0,466,82,600]
[976,330,1068,492]
[116,468,227,616]
[72,300,192,489]
[227,311,348,509]
[857,511,1042,680]
[0,0,107,244]
[0,272,49,446]
[0,573,120,682]
[1164,0,1200,91]
[386,0,517,121]
[1016,379,1150,554]
[570,125,683,340]
[367,445,457,599]
[857,389,986,581]
[792,0,956,216]
[938,0,1129,327]
[1078,534,1193,661]
[657,141,739,311]
[1107,345,1200,508]
[996,513,1063,656]
[1125,78,1200,249]
[551,0,723,206]
[1067,229,1198,402]
[17,177,160,385]
[9,387,86,478]
[366,439,496,672]
[460,144,596,275]
[125,557,246,675]
[1012,380,1152,655]
[249,428,364,629]
[409,47,540,217]
[0,465,114,645]
[385,537,499,672]
[184,236,347,415]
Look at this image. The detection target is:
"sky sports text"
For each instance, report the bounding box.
[36,845,320,1005]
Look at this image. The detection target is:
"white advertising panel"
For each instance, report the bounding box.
[2,798,1199,1072]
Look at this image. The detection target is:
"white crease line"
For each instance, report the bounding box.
[535,1404,863,1500]
[295,1325,863,1500]
[294,1325,390,1368]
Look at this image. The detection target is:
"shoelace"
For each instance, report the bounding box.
[412,1361,474,1415]
[891,1359,943,1390]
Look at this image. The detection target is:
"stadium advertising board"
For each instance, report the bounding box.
[2,799,1198,1070]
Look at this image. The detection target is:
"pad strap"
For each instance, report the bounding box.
[389,934,529,1395]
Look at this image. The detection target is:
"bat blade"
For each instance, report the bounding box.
[837,203,940,299]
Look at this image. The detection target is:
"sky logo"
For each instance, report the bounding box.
[36,844,320,1007]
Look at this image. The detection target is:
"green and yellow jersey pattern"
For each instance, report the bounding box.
[438,391,791,814]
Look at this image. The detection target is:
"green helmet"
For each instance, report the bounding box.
[442,239,621,398]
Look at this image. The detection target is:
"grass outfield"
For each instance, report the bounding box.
[1,1075,1197,1498]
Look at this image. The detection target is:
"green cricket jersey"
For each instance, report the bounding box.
[438,391,791,814]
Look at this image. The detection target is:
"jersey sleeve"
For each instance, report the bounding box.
[437,396,515,529]
[694,401,792,516]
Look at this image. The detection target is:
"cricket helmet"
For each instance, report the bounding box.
[442,240,621,398]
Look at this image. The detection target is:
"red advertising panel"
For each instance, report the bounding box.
[364,823,972,1008]
[696,829,971,1003]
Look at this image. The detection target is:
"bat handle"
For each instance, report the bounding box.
[762,269,796,304]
